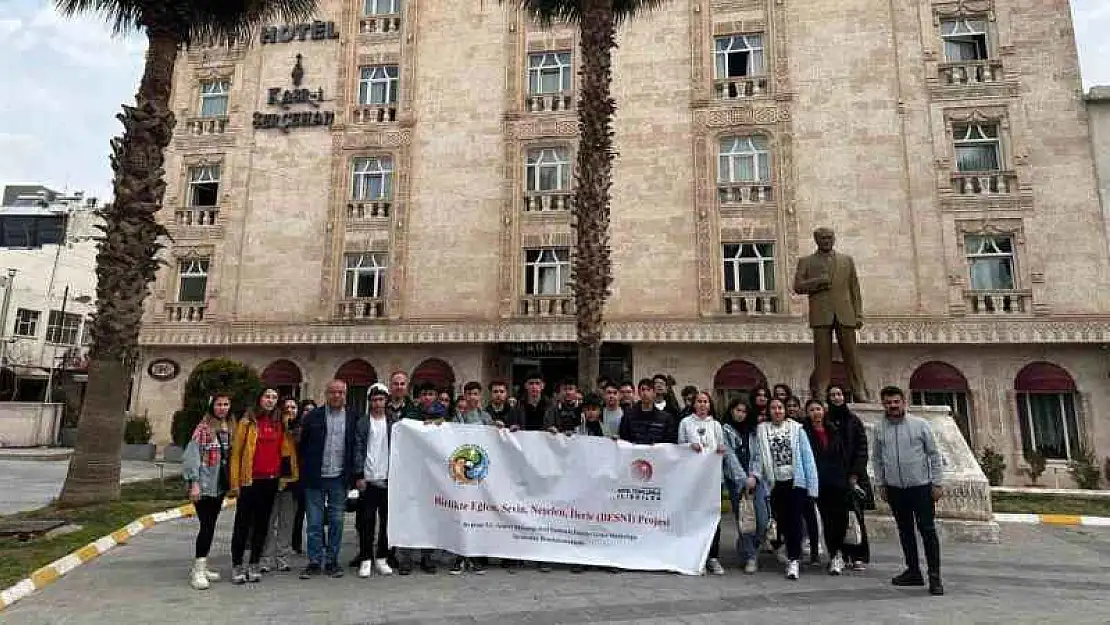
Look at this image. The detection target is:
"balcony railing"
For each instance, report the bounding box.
[351,105,398,124]
[713,77,769,100]
[951,171,1018,195]
[938,59,1004,86]
[182,116,229,136]
[174,207,219,226]
[965,290,1030,315]
[336,297,386,320]
[523,191,573,212]
[525,93,574,113]
[165,302,207,323]
[717,182,774,205]
[723,292,779,315]
[347,201,392,221]
[360,14,401,34]
[520,295,574,317]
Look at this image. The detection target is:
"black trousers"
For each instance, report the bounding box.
[888,484,941,576]
[194,496,223,558]
[801,496,821,556]
[816,486,849,557]
[770,481,808,561]
[291,486,305,553]
[231,478,279,566]
[708,521,722,559]
[357,484,390,560]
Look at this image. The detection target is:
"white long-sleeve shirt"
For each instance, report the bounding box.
[677,414,724,454]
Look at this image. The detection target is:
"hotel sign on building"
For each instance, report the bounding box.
[252,54,335,132]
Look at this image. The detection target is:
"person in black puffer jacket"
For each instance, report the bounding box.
[619,378,677,444]
[826,384,871,570]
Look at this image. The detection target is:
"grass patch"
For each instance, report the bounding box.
[0,476,188,589]
[992,491,1110,517]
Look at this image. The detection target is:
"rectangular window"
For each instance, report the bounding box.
[177,259,209,303]
[953,123,1001,172]
[1017,392,1080,461]
[13,308,39,337]
[45,310,81,345]
[722,242,775,292]
[941,18,989,61]
[351,157,394,200]
[524,248,571,296]
[187,165,221,206]
[965,234,1015,291]
[199,80,230,117]
[528,52,573,95]
[0,216,65,248]
[344,252,388,298]
[358,66,399,105]
[714,34,765,78]
[718,136,771,183]
[525,147,571,192]
[365,0,400,14]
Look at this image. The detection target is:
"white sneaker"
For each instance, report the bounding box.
[197,557,220,582]
[190,560,210,590]
[743,559,758,574]
[829,553,844,576]
[786,560,800,580]
[358,560,374,578]
[706,558,725,575]
[374,558,394,576]
[231,566,247,585]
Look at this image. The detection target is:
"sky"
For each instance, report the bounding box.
[0,0,1108,203]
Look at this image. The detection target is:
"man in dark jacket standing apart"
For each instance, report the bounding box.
[873,385,945,596]
[299,379,361,579]
[619,378,677,444]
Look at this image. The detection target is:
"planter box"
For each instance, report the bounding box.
[59,427,79,448]
[162,445,185,463]
[121,443,156,461]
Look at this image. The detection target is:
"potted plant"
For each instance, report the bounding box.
[121,416,156,461]
[979,446,1006,487]
[1068,443,1102,490]
[1023,450,1047,487]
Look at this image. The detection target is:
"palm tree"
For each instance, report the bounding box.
[507,0,665,390]
[56,0,317,507]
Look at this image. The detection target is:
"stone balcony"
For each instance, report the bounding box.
[722,292,779,315]
[181,116,229,136]
[717,182,774,207]
[351,105,398,124]
[965,290,1031,315]
[938,59,1005,86]
[713,77,770,100]
[347,200,393,224]
[951,171,1018,196]
[360,14,401,34]
[525,93,575,113]
[336,297,386,320]
[520,295,574,317]
[165,302,207,323]
[523,191,573,212]
[174,207,219,226]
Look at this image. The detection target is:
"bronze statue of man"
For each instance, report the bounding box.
[793,227,870,402]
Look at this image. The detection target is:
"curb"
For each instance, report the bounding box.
[994,513,1110,527]
[0,498,235,613]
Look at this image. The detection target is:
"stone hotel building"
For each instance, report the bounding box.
[134,0,1110,484]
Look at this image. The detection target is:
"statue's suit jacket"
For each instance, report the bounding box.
[793,251,863,328]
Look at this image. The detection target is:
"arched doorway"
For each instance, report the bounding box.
[335,359,378,415]
[909,361,972,445]
[712,360,767,409]
[411,358,456,394]
[1014,362,1080,461]
[261,359,303,400]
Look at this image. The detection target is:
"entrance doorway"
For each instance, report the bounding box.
[498,342,632,398]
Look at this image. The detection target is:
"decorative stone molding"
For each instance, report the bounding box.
[505,117,579,140]
[333,130,413,150]
[932,0,995,22]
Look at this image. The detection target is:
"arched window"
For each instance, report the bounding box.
[1015,362,1080,461]
[261,359,303,400]
[910,361,972,445]
[712,360,767,407]
[412,358,456,395]
[335,359,378,415]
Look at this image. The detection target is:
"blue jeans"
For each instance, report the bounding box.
[305,477,346,567]
[729,480,770,563]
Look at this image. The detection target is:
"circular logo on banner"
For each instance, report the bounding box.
[448,445,489,485]
[629,459,654,482]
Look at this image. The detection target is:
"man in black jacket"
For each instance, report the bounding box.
[512,371,550,432]
[619,378,677,444]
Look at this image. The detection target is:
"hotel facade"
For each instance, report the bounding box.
[134,0,1110,485]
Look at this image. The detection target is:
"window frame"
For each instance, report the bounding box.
[343,252,388,299]
[952,122,1002,173]
[1017,392,1081,462]
[350,156,395,201]
[722,242,776,293]
[525,147,572,193]
[364,0,400,15]
[714,34,766,79]
[527,51,573,95]
[45,310,81,345]
[176,258,210,303]
[199,80,230,117]
[186,165,221,207]
[964,233,1016,291]
[523,247,571,296]
[718,135,772,184]
[357,65,399,105]
[939,17,990,62]
[13,308,40,338]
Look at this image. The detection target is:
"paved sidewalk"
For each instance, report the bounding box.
[3,515,1109,624]
[0,460,181,515]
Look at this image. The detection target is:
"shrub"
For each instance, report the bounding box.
[979,446,1006,486]
[123,417,153,445]
[171,358,263,448]
[1023,450,1047,486]
[1068,443,1102,490]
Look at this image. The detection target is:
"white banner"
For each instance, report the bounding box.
[387,420,722,575]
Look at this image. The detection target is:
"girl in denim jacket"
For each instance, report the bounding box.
[183,393,233,590]
[721,399,771,574]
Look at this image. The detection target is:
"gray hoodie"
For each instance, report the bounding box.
[872,413,944,489]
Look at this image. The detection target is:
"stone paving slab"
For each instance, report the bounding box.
[3,512,1109,625]
[0,460,182,515]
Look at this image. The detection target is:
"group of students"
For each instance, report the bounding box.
[181,369,945,595]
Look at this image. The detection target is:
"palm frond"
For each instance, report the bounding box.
[501,0,669,26]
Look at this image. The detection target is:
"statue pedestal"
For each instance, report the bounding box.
[850,404,1000,544]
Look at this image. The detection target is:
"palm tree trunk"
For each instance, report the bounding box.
[574,0,617,392]
[58,29,177,507]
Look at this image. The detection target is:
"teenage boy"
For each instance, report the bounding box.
[511,371,551,432]
[395,381,443,575]
[618,380,637,409]
[619,378,677,445]
[446,381,494,575]
[602,381,626,435]
[485,379,516,426]
[353,384,394,579]
[545,377,582,434]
